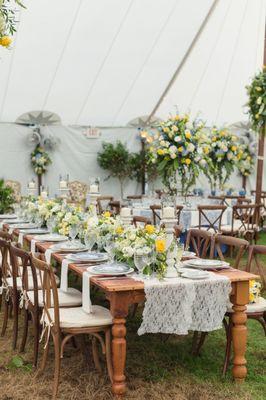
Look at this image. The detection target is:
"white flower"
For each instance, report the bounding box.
[199,159,207,166]
[187,143,195,152]
[257,97,262,105]
[186,122,193,129]
[170,153,177,159]
[174,136,182,142]
[169,145,177,153]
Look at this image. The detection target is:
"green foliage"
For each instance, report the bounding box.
[246,67,266,132]
[0,178,15,213]
[0,0,25,37]
[7,355,32,372]
[130,149,159,183]
[97,141,135,198]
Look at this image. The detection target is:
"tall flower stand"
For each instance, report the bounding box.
[120,207,132,226]
[161,206,178,278]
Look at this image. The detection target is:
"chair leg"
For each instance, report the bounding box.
[36,332,50,377]
[33,314,40,367]
[92,336,102,373]
[20,308,29,353]
[195,332,208,355]
[12,293,19,350]
[222,318,233,376]
[1,297,9,337]
[191,331,199,355]
[52,334,61,400]
[105,329,113,382]
[257,317,266,336]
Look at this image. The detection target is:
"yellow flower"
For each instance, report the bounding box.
[255,86,262,91]
[255,113,260,119]
[185,158,191,165]
[178,146,183,152]
[185,131,191,139]
[103,211,111,218]
[155,239,166,253]
[203,146,210,154]
[0,36,12,47]
[212,136,217,142]
[116,226,124,235]
[157,149,165,155]
[249,293,255,303]
[145,224,155,234]
[231,145,237,152]
[163,127,170,133]
[175,115,180,121]
[247,156,251,161]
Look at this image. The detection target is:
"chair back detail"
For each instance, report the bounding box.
[185,229,213,258]
[211,234,249,270]
[5,180,21,203]
[132,216,152,227]
[150,205,183,226]
[247,244,266,288]
[97,196,114,214]
[68,181,88,204]
[198,205,226,233]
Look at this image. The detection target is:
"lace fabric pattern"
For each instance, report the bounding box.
[132,273,231,336]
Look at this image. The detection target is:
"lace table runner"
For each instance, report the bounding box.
[132,273,231,335]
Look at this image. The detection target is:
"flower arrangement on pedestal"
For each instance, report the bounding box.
[236,143,255,179]
[144,114,205,197]
[31,145,51,175]
[246,66,266,131]
[200,127,241,192]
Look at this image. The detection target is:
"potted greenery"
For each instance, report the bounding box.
[97,141,134,199]
[0,179,15,214]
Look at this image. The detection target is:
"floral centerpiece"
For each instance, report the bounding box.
[144,114,205,198]
[31,145,51,175]
[246,66,266,131]
[200,127,241,191]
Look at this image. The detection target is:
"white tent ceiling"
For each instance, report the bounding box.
[0,0,265,127]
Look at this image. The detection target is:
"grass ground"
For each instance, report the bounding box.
[0,235,265,400]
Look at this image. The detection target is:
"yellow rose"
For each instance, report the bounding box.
[231,145,237,152]
[155,239,166,253]
[157,149,164,155]
[0,36,12,47]
[103,211,111,218]
[178,146,183,152]
[212,136,217,142]
[185,158,191,165]
[255,113,260,119]
[163,127,170,133]
[116,226,124,234]
[203,146,210,154]
[175,115,180,121]
[145,224,155,234]
[185,131,191,139]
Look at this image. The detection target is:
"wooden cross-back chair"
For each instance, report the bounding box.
[208,195,225,205]
[97,196,114,214]
[185,229,213,258]
[210,234,249,269]
[236,198,251,205]
[108,200,121,215]
[127,195,142,200]
[194,236,266,376]
[198,205,227,233]
[132,215,152,227]
[247,244,266,288]
[31,254,113,399]
[232,204,261,242]
[150,205,183,226]
[224,195,245,207]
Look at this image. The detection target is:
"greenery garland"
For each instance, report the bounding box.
[246,66,266,132]
[31,145,51,176]
[0,0,25,47]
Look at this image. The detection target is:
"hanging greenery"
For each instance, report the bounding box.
[246,66,266,132]
[0,0,25,47]
[31,145,52,176]
[236,143,255,177]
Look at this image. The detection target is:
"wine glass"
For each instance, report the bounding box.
[69,224,78,242]
[84,232,97,252]
[134,251,147,278]
[35,215,43,228]
[143,250,154,279]
[46,217,55,233]
[104,240,115,264]
[176,242,184,266]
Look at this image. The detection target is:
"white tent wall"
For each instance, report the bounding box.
[0,124,265,199]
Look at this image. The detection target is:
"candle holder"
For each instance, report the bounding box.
[120,207,132,226]
[89,190,100,216]
[161,207,178,278]
[27,179,37,197]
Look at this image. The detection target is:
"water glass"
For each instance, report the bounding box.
[134,252,147,277]
[84,232,97,251]
[69,224,78,241]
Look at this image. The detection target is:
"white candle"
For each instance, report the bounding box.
[60,180,67,189]
[28,181,35,189]
[41,191,48,199]
[90,184,99,193]
[120,207,131,217]
[162,206,175,219]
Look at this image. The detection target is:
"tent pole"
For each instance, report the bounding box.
[255,21,266,206]
[146,0,220,125]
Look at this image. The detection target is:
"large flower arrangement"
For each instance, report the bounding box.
[0,0,25,48]
[246,67,266,131]
[236,143,255,178]
[201,127,241,191]
[145,114,205,196]
[31,146,51,176]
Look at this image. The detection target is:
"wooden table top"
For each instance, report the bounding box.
[17,233,259,293]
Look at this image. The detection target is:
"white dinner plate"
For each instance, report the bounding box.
[66,252,109,262]
[50,241,87,252]
[4,219,28,224]
[183,259,230,270]
[11,223,38,230]
[183,251,196,257]
[33,234,68,242]
[181,270,210,280]
[0,214,17,219]
[20,228,49,234]
[87,263,134,276]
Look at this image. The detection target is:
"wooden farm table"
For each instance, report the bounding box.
[9,228,260,397]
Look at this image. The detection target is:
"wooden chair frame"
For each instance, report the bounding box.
[198,205,227,233]
[132,215,152,227]
[185,229,213,258]
[150,205,183,226]
[97,196,114,214]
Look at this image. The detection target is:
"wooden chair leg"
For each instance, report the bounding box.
[191,331,199,355]
[36,332,50,377]
[195,332,208,355]
[33,314,40,367]
[105,329,113,382]
[92,336,102,373]
[12,293,19,350]
[222,318,233,376]
[1,297,9,337]
[257,317,266,335]
[52,334,61,400]
[20,308,29,353]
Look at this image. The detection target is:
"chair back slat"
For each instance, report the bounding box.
[185,229,213,258]
[150,205,183,226]
[198,205,226,233]
[212,234,249,269]
[132,216,152,227]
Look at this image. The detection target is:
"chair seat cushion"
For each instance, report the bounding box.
[6,274,60,290]
[227,297,266,313]
[27,288,82,307]
[45,305,113,328]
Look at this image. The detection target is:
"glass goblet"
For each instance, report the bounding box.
[69,224,78,242]
[104,241,115,264]
[84,232,97,251]
[134,252,147,278]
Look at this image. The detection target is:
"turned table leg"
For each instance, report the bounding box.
[112,317,127,396]
[231,281,249,382]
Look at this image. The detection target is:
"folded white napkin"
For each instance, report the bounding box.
[18,232,24,246]
[82,271,92,314]
[31,239,37,254]
[60,259,71,292]
[45,248,53,264]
